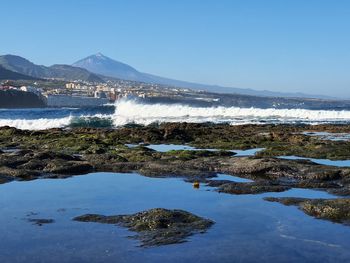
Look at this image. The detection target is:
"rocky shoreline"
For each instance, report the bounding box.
[1,123,350,227]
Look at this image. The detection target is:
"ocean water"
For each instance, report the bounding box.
[1,100,350,130]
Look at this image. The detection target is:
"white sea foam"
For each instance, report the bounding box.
[77,114,112,120]
[2,100,350,130]
[113,100,350,126]
[0,116,73,130]
[0,114,113,130]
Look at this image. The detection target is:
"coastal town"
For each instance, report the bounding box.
[0,78,194,107]
[2,77,350,111]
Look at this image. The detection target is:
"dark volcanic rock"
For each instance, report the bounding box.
[27,218,55,226]
[207,180,290,194]
[43,160,93,175]
[0,175,14,184]
[139,161,216,179]
[264,197,307,206]
[219,157,332,180]
[265,197,350,225]
[0,166,41,179]
[73,208,214,247]
[1,125,350,198]
[220,157,299,178]
[0,149,93,180]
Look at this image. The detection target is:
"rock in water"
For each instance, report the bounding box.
[27,218,55,226]
[73,208,214,247]
[265,197,350,225]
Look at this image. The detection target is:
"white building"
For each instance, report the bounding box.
[20,86,43,96]
[94,90,107,99]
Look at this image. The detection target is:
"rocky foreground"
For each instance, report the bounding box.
[1,123,350,226]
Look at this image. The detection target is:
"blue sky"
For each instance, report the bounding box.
[1,0,350,97]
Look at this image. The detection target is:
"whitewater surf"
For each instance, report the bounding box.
[113,100,350,126]
[1,100,350,130]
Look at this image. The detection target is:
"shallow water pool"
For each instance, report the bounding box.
[0,172,349,263]
[144,144,264,157]
[279,155,350,167]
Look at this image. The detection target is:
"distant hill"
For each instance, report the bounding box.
[73,53,332,99]
[47,64,103,82]
[0,55,104,82]
[0,65,37,80]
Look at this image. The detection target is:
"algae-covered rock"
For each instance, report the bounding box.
[73,208,214,247]
[208,180,290,194]
[43,160,93,175]
[0,149,94,180]
[165,149,234,161]
[1,124,350,197]
[264,197,350,225]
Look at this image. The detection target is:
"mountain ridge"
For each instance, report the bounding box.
[0,53,337,99]
[0,55,104,82]
[0,65,38,80]
[73,53,334,99]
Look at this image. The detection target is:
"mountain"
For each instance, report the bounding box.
[0,55,103,82]
[73,53,332,99]
[0,65,37,80]
[73,53,149,82]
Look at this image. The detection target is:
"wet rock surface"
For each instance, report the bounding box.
[73,208,214,247]
[0,149,93,180]
[1,124,350,196]
[207,180,290,194]
[27,218,55,226]
[265,197,350,225]
[1,123,350,160]
[0,175,14,184]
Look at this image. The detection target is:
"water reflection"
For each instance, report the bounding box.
[144,144,264,157]
[0,172,349,263]
[279,155,350,167]
[212,173,254,183]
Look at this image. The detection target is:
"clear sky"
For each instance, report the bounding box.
[1,0,350,97]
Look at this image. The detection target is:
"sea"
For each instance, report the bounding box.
[1,99,350,130]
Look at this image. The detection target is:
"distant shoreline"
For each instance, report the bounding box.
[0,89,46,108]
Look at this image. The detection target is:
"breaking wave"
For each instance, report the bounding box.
[0,114,113,130]
[2,100,350,130]
[0,116,73,130]
[69,114,113,128]
[113,100,350,126]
